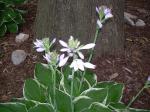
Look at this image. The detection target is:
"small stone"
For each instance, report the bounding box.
[124,12,137,26]
[11,50,27,65]
[135,19,146,27]
[109,73,119,80]
[15,33,29,43]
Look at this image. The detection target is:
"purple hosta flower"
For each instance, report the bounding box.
[148,76,150,82]
[96,6,113,29]
[70,59,96,71]
[51,38,56,45]
[59,36,95,59]
[34,38,56,53]
[104,7,113,20]
[146,76,150,86]
[43,52,51,63]
[96,7,100,14]
[44,51,59,65]
[58,54,69,67]
[58,36,95,67]
[34,39,45,52]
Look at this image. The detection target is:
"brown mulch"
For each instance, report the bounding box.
[0,0,150,110]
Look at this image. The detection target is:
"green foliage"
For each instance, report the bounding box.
[1,63,150,112]
[23,79,46,102]
[0,103,27,112]
[28,104,54,112]
[0,0,26,37]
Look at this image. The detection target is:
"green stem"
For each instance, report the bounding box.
[71,70,75,112]
[127,86,145,108]
[50,65,57,112]
[88,27,99,62]
[79,27,99,92]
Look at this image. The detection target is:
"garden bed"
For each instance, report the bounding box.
[0,0,150,109]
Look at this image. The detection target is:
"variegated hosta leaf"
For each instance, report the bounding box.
[35,63,61,88]
[106,83,124,104]
[95,82,124,104]
[74,96,94,112]
[84,70,97,87]
[81,88,108,103]
[108,102,126,112]
[11,98,36,110]
[94,81,115,88]
[0,102,27,112]
[128,108,150,112]
[23,79,46,102]
[34,63,52,87]
[82,102,111,112]
[28,103,54,112]
[55,89,72,112]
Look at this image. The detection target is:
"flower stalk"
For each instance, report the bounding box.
[78,27,99,92]
[49,65,57,111]
[127,78,150,108]
[70,70,75,112]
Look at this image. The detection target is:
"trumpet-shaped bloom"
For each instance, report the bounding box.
[34,39,45,52]
[43,53,51,63]
[70,59,96,71]
[96,6,113,29]
[104,8,113,19]
[59,36,95,59]
[34,38,56,53]
[43,51,59,65]
[58,54,69,67]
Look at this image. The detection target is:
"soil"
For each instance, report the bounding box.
[0,0,150,110]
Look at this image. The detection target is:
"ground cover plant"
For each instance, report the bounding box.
[0,0,26,37]
[0,4,150,112]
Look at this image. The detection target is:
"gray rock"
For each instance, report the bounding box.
[11,50,27,65]
[124,12,146,27]
[135,19,146,27]
[15,33,29,43]
[124,12,137,26]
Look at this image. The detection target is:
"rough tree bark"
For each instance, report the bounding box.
[34,0,124,56]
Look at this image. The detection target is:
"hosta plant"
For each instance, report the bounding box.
[0,6,150,112]
[0,0,26,37]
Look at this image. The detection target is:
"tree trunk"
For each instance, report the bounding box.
[34,0,124,56]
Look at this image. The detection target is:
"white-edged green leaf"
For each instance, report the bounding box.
[3,8,17,22]
[11,98,36,110]
[82,102,111,112]
[108,102,126,112]
[28,103,54,112]
[55,89,72,112]
[84,70,97,87]
[81,88,107,103]
[94,81,115,88]
[23,79,46,102]
[128,108,150,112]
[14,11,25,24]
[34,63,52,87]
[0,102,27,112]
[74,96,94,112]
[107,83,124,104]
